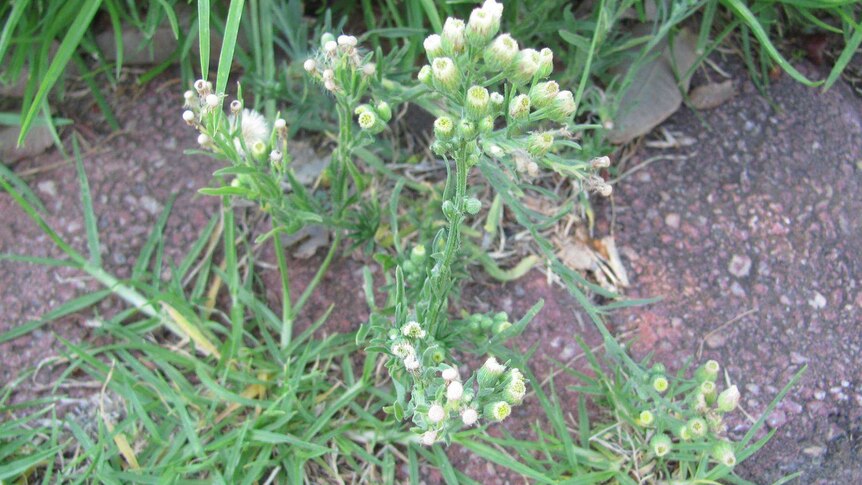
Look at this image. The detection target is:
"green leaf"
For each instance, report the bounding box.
[73,136,102,267]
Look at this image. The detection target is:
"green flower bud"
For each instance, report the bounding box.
[700,380,717,405]
[441,17,466,55]
[477,357,506,388]
[650,433,672,457]
[418,65,433,87]
[479,115,494,134]
[509,48,540,85]
[537,48,553,78]
[706,410,724,434]
[696,360,720,382]
[508,94,531,120]
[442,200,458,220]
[251,141,268,159]
[527,132,554,158]
[492,320,511,335]
[717,385,740,413]
[431,349,445,364]
[320,32,336,48]
[355,104,373,116]
[548,90,576,122]
[466,7,499,48]
[464,197,482,215]
[432,57,460,94]
[410,245,427,264]
[687,417,707,438]
[501,368,526,404]
[676,424,692,441]
[480,315,494,330]
[466,85,490,120]
[529,81,559,109]
[637,410,655,427]
[493,311,508,323]
[711,442,737,468]
[458,119,476,139]
[489,92,505,113]
[358,110,378,131]
[484,34,519,72]
[434,116,456,141]
[376,101,392,122]
[652,375,669,393]
[483,401,511,422]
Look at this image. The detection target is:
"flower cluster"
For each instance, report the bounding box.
[466,310,512,338]
[632,359,743,469]
[304,33,376,94]
[182,79,289,185]
[416,0,609,195]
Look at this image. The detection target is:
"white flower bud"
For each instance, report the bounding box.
[441,368,459,382]
[526,161,540,178]
[502,369,526,404]
[337,35,357,47]
[687,417,707,437]
[537,47,554,78]
[427,404,445,423]
[362,63,376,77]
[433,116,455,140]
[324,79,337,92]
[182,110,195,123]
[477,357,506,387]
[549,90,576,122]
[446,381,464,401]
[197,133,210,146]
[423,34,444,60]
[322,69,334,81]
[651,434,672,457]
[490,92,505,109]
[274,118,286,131]
[303,59,317,74]
[357,110,378,131]
[391,341,415,358]
[205,94,220,108]
[324,40,338,54]
[418,65,433,86]
[183,90,195,102]
[482,0,504,20]
[510,48,540,85]
[466,8,498,47]
[419,430,437,446]
[404,355,420,371]
[484,34,518,71]
[529,81,559,109]
[487,144,504,158]
[528,132,554,158]
[465,85,490,119]
[269,150,283,163]
[230,99,242,113]
[431,57,459,93]
[590,156,611,169]
[508,94,531,120]
[461,408,479,426]
[717,385,740,413]
[401,321,426,339]
[251,140,267,158]
[441,17,465,54]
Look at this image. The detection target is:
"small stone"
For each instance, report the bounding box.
[139,195,160,216]
[664,213,680,229]
[803,446,826,457]
[37,180,57,197]
[790,352,808,365]
[814,390,826,400]
[728,254,752,278]
[706,332,727,349]
[746,383,761,396]
[808,291,826,310]
[766,409,787,429]
[730,281,746,298]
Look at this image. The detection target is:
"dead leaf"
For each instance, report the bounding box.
[689,80,736,110]
[607,27,699,144]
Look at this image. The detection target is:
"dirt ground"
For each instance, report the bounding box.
[1,58,861,483]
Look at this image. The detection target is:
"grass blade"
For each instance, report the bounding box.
[198,0,210,77]
[215,0,245,96]
[72,135,102,267]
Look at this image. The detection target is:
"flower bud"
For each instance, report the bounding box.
[357,110,379,131]
[696,360,720,382]
[322,69,334,81]
[508,94,531,120]
[182,110,195,124]
[376,101,392,122]
[700,380,717,404]
[652,375,669,393]
[492,320,511,334]
[441,17,466,54]
[478,115,494,135]
[404,355,420,371]
[442,200,458,220]
[230,100,242,113]
[197,133,210,146]
[465,85,490,120]
[478,357,506,387]
[269,150,283,164]
[676,424,692,441]
[424,34,444,60]
[401,321,426,339]
[711,442,737,468]
[466,7,499,48]
[362,63,377,77]
[462,408,479,426]
[418,65,433,87]
[419,430,437,446]
[527,132,554,158]
[502,369,526,404]
[391,341,415,358]
[529,81,559,109]
[484,34,518,72]
[458,119,476,139]
[482,0,504,19]
[324,79,337,92]
[446,381,464,401]
[637,410,655,427]
[320,33,335,48]
[597,183,613,197]
[687,417,707,437]
[590,156,611,169]
[337,35,357,47]
[434,116,455,141]
[303,58,317,74]
[526,161,540,178]
[431,57,459,94]
[205,94,220,108]
[509,48,540,85]
[464,197,482,215]
[483,401,511,422]
[427,403,445,423]
[441,367,458,382]
[323,40,338,55]
[183,90,196,105]
[251,141,267,159]
[650,433,672,457]
[717,385,740,413]
[549,90,576,122]
[537,48,554,78]
[431,349,445,364]
[706,410,725,434]
[411,244,427,263]
[194,79,210,95]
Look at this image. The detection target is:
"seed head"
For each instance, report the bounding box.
[362,62,377,77]
[446,381,464,401]
[232,109,270,149]
[274,118,287,131]
[269,150,283,163]
[461,408,479,426]
[205,94,220,108]
[337,35,357,47]
[303,59,317,74]
[427,404,445,423]
[197,133,210,146]
[441,367,459,382]
[401,321,426,339]
[404,355,420,371]
[182,110,195,124]
[323,40,338,55]
[419,430,437,446]
[391,341,415,358]
[230,100,242,113]
[590,156,611,169]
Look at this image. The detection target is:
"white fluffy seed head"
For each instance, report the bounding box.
[274,118,286,130]
[235,109,270,148]
[441,368,459,381]
[424,34,443,59]
[197,133,210,146]
[183,90,195,101]
[427,404,445,423]
[419,430,437,446]
[462,408,479,426]
[324,40,338,54]
[205,94,220,108]
[337,35,357,47]
[303,59,317,73]
[362,63,376,77]
[182,110,195,122]
[269,150,283,162]
[404,356,420,371]
[446,381,464,401]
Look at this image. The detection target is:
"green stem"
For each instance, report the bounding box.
[274,234,293,348]
[292,228,343,318]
